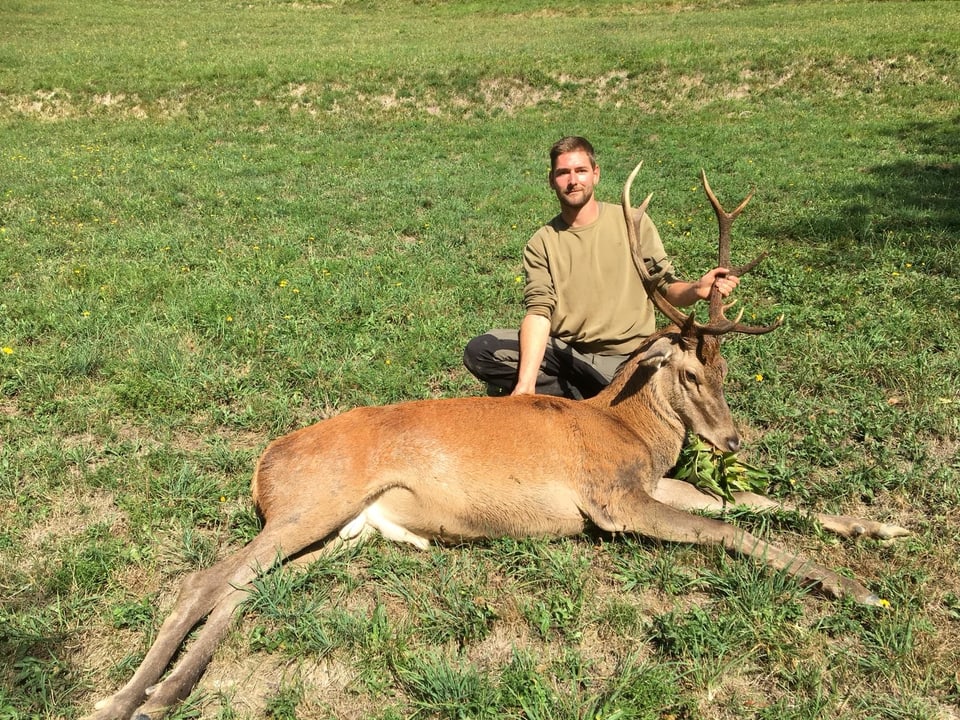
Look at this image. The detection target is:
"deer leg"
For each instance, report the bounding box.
[130,585,251,720]
[603,494,884,604]
[653,478,909,541]
[89,527,301,720]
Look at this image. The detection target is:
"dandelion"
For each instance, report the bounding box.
[755,373,764,382]
[515,275,523,283]
[385,358,392,365]
[279,279,288,288]
[225,315,233,323]
[877,598,891,608]
[82,311,91,317]
[219,495,226,503]
[1,347,13,355]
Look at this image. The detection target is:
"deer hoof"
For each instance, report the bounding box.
[877,523,910,540]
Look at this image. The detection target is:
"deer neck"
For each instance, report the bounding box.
[586,355,687,475]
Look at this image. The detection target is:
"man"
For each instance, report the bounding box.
[463,136,739,399]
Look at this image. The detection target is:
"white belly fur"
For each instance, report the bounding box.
[338,501,432,550]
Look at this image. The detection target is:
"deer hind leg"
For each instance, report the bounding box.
[89,526,308,720]
[606,494,884,605]
[653,477,909,541]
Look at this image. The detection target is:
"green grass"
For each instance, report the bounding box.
[1,0,958,718]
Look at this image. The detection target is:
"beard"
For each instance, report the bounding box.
[557,185,594,211]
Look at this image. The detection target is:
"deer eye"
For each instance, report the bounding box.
[683,370,700,386]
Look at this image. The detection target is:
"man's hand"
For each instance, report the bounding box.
[663,267,740,307]
[511,314,551,396]
[698,267,739,300]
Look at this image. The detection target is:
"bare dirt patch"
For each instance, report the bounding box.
[23,487,125,550]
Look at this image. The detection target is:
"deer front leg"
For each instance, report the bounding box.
[653,478,910,541]
[592,492,884,605]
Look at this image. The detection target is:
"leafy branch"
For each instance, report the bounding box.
[674,435,788,504]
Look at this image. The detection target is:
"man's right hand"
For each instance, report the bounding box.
[511,314,551,396]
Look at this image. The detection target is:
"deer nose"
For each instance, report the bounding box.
[726,436,741,453]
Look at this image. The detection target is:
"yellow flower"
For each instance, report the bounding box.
[1,347,13,355]
[755,373,764,382]
[279,279,288,288]
[878,598,891,608]
[225,315,233,323]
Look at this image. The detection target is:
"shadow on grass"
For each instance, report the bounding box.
[772,114,960,275]
[852,116,960,236]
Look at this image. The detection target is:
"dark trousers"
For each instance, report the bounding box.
[462,329,629,400]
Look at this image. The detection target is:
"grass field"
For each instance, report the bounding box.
[1,0,959,718]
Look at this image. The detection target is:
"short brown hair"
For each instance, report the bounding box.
[549,136,596,171]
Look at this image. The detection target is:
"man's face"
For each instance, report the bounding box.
[549,150,600,210]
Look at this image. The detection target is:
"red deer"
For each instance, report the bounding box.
[88,164,908,720]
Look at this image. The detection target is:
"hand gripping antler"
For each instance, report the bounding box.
[622,161,783,336]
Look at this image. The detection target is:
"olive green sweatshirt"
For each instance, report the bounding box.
[523,202,677,356]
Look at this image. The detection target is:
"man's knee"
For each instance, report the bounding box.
[462,334,490,375]
[463,330,519,380]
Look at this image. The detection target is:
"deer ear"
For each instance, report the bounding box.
[637,336,674,369]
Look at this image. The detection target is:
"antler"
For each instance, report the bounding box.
[700,169,783,335]
[622,162,698,330]
[621,161,783,336]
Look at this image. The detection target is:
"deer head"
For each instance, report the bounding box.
[612,162,783,452]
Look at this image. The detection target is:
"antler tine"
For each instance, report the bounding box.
[700,169,783,336]
[622,161,699,330]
